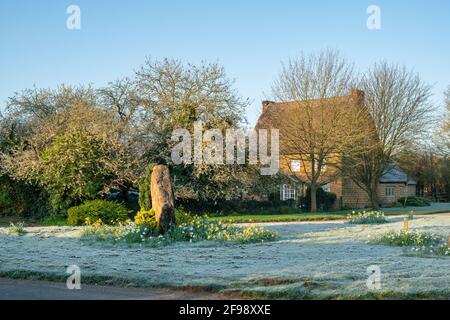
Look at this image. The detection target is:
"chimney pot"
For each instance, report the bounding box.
[262,100,274,113]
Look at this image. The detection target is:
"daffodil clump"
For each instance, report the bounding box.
[370,230,441,246]
[409,242,450,256]
[134,209,158,229]
[81,214,278,247]
[347,210,387,224]
[369,230,449,257]
[6,222,26,236]
[167,215,278,244]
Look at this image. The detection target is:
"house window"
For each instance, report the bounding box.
[290,160,301,173]
[384,186,395,197]
[281,184,296,201]
[313,161,326,173]
[322,183,331,192]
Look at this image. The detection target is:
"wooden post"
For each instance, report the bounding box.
[447,233,450,249]
[403,218,409,233]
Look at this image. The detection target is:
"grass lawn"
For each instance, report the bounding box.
[208,203,450,223]
[0,214,448,299]
[208,212,348,223]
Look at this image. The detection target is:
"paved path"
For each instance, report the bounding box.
[0,278,240,300]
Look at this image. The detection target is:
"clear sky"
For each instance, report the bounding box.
[0,0,449,125]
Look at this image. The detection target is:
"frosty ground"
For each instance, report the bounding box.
[0,214,449,299]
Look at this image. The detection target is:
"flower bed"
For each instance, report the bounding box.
[347,210,387,224]
[369,230,449,257]
[81,215,278,247]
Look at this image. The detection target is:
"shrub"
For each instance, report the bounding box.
[304,187,337,211]
[175,206,194,225]
[138,164,157,211]
[0,177,50,218]
[397,196,431,207]
[134,209,158,229]
[177,198,299,216]
[34,131,131,214]
[0,185,13,215]
[67,200,130,226]
[347,210,387,224]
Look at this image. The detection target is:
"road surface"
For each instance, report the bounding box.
[0,278,240,300]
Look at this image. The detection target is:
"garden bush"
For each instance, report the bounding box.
[397,196,431,207]
[347,210,387,224]
[304,187,337,211]
[175,206,195,225]
[134,208,157,227]
[178,198,299,216]
[0,185,13,215]
[133,206,194,231]
[67,200,130,226]
[0,177,51,218]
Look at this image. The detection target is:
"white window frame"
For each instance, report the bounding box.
[280,184,296,201]
[290,160,301,173]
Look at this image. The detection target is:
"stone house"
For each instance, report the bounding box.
[255,90,417,209]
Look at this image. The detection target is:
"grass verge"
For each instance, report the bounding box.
[1,270,447,300]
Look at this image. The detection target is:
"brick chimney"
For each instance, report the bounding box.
[262,100,274,113]
[350,89,365,107]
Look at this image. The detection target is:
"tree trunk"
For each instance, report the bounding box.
[369,180,380,209]
[310,183,318,213]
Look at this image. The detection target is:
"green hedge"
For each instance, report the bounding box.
[304,187,337,211]
[67,200,130,226]
[0,186,14,215]
[397,196,431,207]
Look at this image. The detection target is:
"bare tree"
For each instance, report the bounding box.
[98,78,141,125]
[437,86,450,155]
[344,63,434,208]
[270,50,371,212]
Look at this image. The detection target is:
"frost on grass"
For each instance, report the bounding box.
[0,214,449,299]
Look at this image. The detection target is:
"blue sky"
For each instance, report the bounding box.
[0,0,449,125]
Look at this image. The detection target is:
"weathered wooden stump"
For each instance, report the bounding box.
[151,165,175,234]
